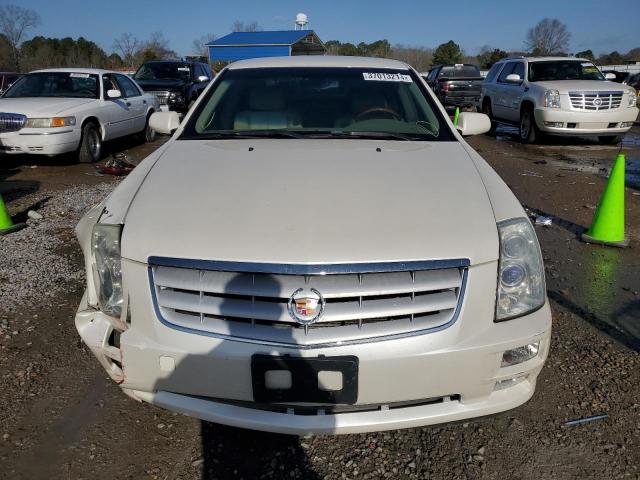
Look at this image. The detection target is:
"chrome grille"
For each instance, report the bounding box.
[147,90,170,105]
[568,91,623,111]
[0,112,26,132]
[150,259,467,347]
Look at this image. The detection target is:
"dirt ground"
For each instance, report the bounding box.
[0,125,639,480]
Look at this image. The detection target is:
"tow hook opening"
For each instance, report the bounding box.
[103,324,125,382]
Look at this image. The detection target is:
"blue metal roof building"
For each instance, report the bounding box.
[207,30,325,63]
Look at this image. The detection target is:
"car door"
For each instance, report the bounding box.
[501,62,526,122]
[101,73,132,140]
[426,68,438,89]
[493,62,518,120]
[116,74,146,132]
[193,64,209,98]
[481,62,503,111]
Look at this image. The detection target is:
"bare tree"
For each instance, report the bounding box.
[232,21,262,32]
[142,31,177,60]
[388,45,433,72]
[113,33,140,67]
[0,4,40,71]
[192,33,216,57]
[525,18,571,56]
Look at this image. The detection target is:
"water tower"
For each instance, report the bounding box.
[294,13,308,30]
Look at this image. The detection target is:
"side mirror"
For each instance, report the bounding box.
[505,73,521,83]
[604,73,616,80]
[456,112,491,136]
[107,89,122,99]
[197,75,209,83]
[149,111,180,135]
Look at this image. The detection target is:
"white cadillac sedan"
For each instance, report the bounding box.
[0,68,159,162]
[75,56,552,434]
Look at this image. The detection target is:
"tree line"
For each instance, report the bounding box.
[0,5,637,74]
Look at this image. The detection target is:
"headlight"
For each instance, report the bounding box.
[496,218,545,321]
[168,91,184,102]
[92,224,123,317]
[543,89,560,108]
[629,90,637,107]
[25,116,76,128]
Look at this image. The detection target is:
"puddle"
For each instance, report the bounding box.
[571,247,640,347]
[545,151,640,189]
[622,132,640,147]
[495,125,520,142]
[495,125,640,148]
[627,158,640,189]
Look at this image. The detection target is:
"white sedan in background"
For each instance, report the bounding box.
[0,68,160,162]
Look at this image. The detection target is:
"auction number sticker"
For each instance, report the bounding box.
[69,73,90,78]
[363,72,412,82]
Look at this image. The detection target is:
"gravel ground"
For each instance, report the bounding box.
[0,130,639,479]
[0,183,118,314]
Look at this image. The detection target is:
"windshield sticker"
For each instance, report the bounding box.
[583,66,599,73]
[581,62,593,67]
[363,72,412,82]
[177,67,190,71]
[69,73,90,78]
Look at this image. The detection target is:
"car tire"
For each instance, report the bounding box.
[482,100,497,135]
[519,107,540,144]
[598,135,621,145]
[77,122,102,163]
[141,114,157,143]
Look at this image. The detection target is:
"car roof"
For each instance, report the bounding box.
[499,56,592,63]
[431,64,478,68]
[227,55,411,71]
[30,68,115,75]
[527,56,592,62]
[143,60,196,64]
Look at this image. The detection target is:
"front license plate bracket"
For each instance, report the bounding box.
[251,355,358,404]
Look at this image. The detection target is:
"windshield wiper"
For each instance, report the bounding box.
[415,121,439,137]
[321,130,417,141]
[196,130,307,140]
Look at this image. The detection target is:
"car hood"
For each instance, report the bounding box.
[135,78,188,90]
[121,139,499,266]
[535,80,628,93]
[0,97,95,116]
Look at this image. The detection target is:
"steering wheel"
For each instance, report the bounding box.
[77,88,95,96]
[355,107,401,121]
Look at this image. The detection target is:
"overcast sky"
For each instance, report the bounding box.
[9,0,640,56]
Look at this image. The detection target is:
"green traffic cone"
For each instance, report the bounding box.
[453,106,460,127]
[0,193,26,235]
[581,153,628,247]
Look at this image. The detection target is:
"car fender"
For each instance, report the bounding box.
[98,141,172,225]
[522,84,545,109]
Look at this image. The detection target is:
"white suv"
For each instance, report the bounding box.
[480,56,638,144]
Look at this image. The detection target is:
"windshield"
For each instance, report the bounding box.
[134,63,191,81]
[181,67,454,141]
[528,61,605,82]
[439,65,480,78]
[4,72,99,99]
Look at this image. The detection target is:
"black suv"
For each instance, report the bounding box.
[133,61,213,113]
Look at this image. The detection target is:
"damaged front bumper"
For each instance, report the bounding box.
[75,292,128,384]
[75,260,552,435]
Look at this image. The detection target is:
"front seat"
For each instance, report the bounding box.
[234,88,300,130]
